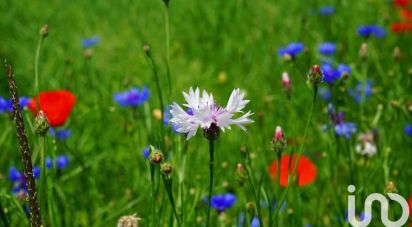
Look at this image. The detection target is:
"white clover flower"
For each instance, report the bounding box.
[170,87,254,139]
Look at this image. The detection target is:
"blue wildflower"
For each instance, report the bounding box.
[335,122,357,139]
[278,43,304,58]
[82,36,100,48]
[320,6,335,15]
[49,128,72,140]
[318,42,336,55]
[321,64,340,84]
[337,64,351,76]
[251,216,260,227]
[348,81,373,103]
[114,87,150,107]
[207,193,237,212]
[319,87,332,101]
[237,212,245,227]
[8,166,40,195]
[405,124,412,137]
[2,97,30,113]
[45,155,69,170]
[142,147,150,159]
[0,97,7,113]
[357,25,386,38]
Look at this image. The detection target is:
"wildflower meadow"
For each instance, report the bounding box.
[1,0,412,226]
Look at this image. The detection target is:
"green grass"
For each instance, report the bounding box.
[1,0,412,226]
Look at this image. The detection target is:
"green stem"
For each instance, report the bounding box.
[34,37,44,111]
[163,2,172,96]
[150,164,156,227]
[39,136,46,223]
[0,200,9,227]
[163,177,181,227]
[274,86,317,224]
[206,139,215,227]
[243,162,264,227]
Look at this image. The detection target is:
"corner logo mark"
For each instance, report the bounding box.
[347,185,409,227]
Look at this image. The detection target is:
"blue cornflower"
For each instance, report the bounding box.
[357,25,386,38]
[49,128,72,140]
[163,108,170,126]
[405,124,412,137]
[8,166,40,195]
[319,87,332,101]
[321,64,340,84]
[278,43,304,58]
[320,6,335,15]
[207,193,237,212]
[335,122,357,139]
[82,36,100,48]
[318,42,336,55]
[45,155,70,170]
[142,147,150,159]
[251,216,260,227]
[337,64,350,76]
[348,81,373,103]
[114,87,150,107]
[2,97,31,113]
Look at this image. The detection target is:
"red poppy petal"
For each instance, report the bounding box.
[29,90,76,127]
[268,154,317,187]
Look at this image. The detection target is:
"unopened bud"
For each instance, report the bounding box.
[84,49,94,58]
[161,162,173,175]
[359,43,368,59]
[34,111,49,136]
[143,44,150,53]
[39,24,49,38]
[393,47,401,61]
[385,181,397,193]
[307,65,323,86]
[235,163,247,186]
[149,147,163,164]
[282,72,291,88]
[272,126,287,153]
[117,214,141,227]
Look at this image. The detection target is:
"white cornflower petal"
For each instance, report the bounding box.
[169,87,254,139]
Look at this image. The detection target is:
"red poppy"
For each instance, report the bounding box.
[409,196,412,216]
[391,22,412,32]
[394,0,411,7]
[28,90,76,127]
[401,9,412,20]
[268,154,317,187]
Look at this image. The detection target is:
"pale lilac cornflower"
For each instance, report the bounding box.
[170,88,253,139]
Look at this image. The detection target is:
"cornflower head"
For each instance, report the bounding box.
[142,147,150,159]
[357,25,386,38]
[282,72,291,89]
[170,88,253,140]
[319,6,335,15]
[348,81,373,103]
[206,193,237,212]
[8,167,40,197]
[82,36,100,48]
[45,155,70,170]
[307,65,323,87]
[318,42,336,55]
[335,122,357,139]
[272,126,286,153]
[114,87,149,107]
[278,43,304,59]
[321,63,351,84]
[49,128,72,140]
[405,124,412,137]
[0,96,30,113]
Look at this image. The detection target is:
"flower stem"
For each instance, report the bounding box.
[34,36,44,111]
[150,163,156,227]
[0,200,9,227]
[163,2,172,96]
[273,85,317,224]
[5,61,42,227]
[162,176,181,227]
[243,161,264,227]
[39,136,46,222]
[206,139,215,227]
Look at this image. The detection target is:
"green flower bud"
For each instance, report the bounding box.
[34,111,49,136]
[235,163,247,186]
[307,65,323,86]
[161,162,173,175]
[39,24,49,38]
[149,147,163,164]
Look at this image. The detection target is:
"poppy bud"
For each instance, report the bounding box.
[203,123,220,141]
[34,110,49,136]
[161,162,173,175]
[149,147,164,164]
[272,126,287,153]
[117,214,141,227]
[307,65,323,86]
[39,24,49,38]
